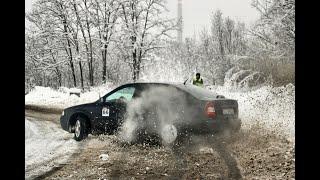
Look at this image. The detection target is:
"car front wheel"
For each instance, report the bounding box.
[74,116,88,141]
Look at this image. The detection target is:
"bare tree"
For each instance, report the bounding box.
[55,0,78,87]
[210,10,230,84]
[25,1,72,87]
[67,19,85,90]
[223,17,235,54]
[91,0,121,83]
[119,0,176,81]
[71,0,95,86]
[250,0,295,58]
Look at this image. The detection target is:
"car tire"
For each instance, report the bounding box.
[160,124,178,146]
[74,116,88,141]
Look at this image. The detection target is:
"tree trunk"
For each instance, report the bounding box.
[76,46,84,90]
[84,0,94,86]
[87,30,94,86]
[229,30,232,54]
[49,48,62,87]
[73,33,84,90]
[63,42,77,87]
[101,2,108,83]
[132,49,137,81]
[79,61,84,90]
[55,67,62,87]
[102,44,108,82]
[60,4,77,87]
[94,1,114,84]
[73,0,93,87]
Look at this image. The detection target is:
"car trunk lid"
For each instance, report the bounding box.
[206,99,238,119]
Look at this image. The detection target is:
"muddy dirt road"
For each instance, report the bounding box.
[25,109,294,179]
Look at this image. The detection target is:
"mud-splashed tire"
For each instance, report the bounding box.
[74,116,88,141]
[160,124,178,146]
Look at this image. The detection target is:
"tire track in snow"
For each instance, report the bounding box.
[25,112,86,180]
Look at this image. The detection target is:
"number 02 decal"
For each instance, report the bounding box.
[102,107,109,117]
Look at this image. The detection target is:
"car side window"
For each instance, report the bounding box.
[106,87,135,102]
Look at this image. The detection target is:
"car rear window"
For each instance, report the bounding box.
[177,84,218,99]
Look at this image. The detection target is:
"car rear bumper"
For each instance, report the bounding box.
[186,117,241,135]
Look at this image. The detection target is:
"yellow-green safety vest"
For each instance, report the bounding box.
[193,78,203,87]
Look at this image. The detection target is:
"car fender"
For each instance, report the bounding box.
[67,109,93,129]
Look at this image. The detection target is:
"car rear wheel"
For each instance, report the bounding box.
[74,116,88,141]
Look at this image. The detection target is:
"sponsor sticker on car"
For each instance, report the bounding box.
[102,107,109,117]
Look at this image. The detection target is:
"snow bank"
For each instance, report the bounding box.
[25,118,39,139]
[25,84,114,109]
[209,84,295,140]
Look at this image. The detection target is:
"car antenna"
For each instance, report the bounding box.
[183,77,189,85]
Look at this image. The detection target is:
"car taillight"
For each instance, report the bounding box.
[205,102,216,118]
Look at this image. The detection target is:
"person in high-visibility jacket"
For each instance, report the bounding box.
[192,73,204,87]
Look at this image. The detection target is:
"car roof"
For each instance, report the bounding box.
[123,82,219,100]
[124,82,179,86]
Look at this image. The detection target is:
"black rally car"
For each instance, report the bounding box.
[60,82,241,143]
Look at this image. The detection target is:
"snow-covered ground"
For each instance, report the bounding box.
[25,117,79,179]
[25,84,116,178]
[25,84,114,109]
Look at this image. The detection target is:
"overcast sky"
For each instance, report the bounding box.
[25,0,259,38]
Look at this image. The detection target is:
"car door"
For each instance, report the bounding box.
[95,85,137,134]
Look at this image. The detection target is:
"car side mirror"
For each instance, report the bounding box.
[100,97,104,103]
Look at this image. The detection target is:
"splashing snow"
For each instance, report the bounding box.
[210,84,295,140]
